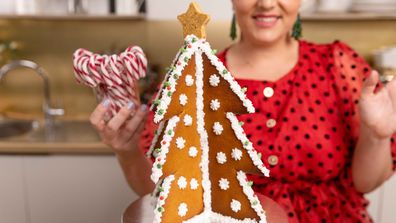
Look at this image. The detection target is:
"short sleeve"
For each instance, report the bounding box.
[331,41,396,171]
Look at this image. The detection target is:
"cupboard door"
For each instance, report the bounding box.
[381,176,396,223]
[0,156,27,223]
[24,155,137,223]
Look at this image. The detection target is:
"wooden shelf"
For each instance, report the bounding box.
[302,12,396,21]
[0,14,145,21]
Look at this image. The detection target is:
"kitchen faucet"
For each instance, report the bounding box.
[0,60,64,128]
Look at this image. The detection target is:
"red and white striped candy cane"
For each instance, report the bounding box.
[72,46,147,115]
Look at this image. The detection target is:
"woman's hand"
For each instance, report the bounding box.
[90,99,148,154]
[359,70,396,139]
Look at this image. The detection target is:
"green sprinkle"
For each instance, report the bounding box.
[184,57,189,63]
[157,164,162,169]
[167,91,172,97]
[173,73,179,79]
[157,207,164,212]
[164,82,170,87]
[155,148,161,153]
[192,38,197,43]
[222,70,228,75]
[181,48,187,53]
[239,121,244,126]
[244,141,249,146]
[252,200,258,205]
[167,130,173,135]
[248,181,254,187]
[212,49,218,54]
[242,87,247,93]
[158,187,164,192]
[258,153,262,159]
[157,109,164,115]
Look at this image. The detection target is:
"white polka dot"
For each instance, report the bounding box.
[190,178,199,190]
[213,122,223,135]
[219,178,230,190]
[216,152,227,164]
[231,199,241,213]
[188,147,198,158]
[231,148,243,161]
[178,177,187,189]
[210,99,221,111]
[179,94,188,106]
[178,203,188,217]
[176,137,186,149]
[184,115,193,126]
[185,75,194,86]
[209,74,220,87]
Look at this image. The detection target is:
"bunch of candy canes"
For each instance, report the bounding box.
[73,46,147,115]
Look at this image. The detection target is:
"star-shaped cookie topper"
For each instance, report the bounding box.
[177,2,211,39]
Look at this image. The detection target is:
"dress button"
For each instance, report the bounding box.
[263,87,274,98]
[268,155,279,166]
[266,119,277,128]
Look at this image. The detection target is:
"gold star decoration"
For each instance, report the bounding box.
[177,2,211,39]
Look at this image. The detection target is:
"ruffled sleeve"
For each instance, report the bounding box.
[331,41,396,171]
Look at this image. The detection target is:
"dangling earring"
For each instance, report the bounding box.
[230,14,237,41]
[291,14,302,40]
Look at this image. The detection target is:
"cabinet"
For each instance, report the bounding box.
[0,155,137,223]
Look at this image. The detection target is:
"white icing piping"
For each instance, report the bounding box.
[146,121,165,158]
[183,211,258,223]
[150,46,183,111]
[237,171,267,223]
[151,116,181,183]
[226,112,270,177]
[153,35,202,123]
[201,43,255,114]
[153,175,175,223]
[153,34,255,124]
[195,50,212,213]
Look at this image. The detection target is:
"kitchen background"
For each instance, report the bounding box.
[0,0,395,223]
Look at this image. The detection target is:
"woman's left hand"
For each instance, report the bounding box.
[359,70,396,139]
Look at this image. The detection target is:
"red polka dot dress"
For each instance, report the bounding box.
[140,40,396,223]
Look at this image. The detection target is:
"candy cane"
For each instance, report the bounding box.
[72,46,147,115]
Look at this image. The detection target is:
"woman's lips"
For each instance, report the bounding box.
[252,15,280,28]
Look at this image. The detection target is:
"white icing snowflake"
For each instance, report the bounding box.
[178,203,188,217]
[184,115,193,126]
[219,178,230,191]
[176,137,186,149]
[179,94,188,106]
[231,148,243,161]
[188,146,198,158]
[213,122,224,135]
[178,177,187,189]
[216,152,227,164]
[185,75,194,86]
[190,178,199,190]
[209,74,220,87]
[231,199,241,213]
[210,99,221,111]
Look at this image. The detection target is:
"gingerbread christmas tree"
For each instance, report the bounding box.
[147,3,270,223]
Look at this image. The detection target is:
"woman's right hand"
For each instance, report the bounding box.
[90,99,149,154]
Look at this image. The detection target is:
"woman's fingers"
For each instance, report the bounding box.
[124,105,148,135]
[106,101,136,133]
[361,70,379,97]
[90,99,111,131]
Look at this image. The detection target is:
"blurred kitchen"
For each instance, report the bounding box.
[0,0,395,223]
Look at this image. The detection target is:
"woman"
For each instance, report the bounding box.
[90,0,396,222]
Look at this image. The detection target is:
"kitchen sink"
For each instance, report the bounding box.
[0,119,101,143]
[0,119,37,138]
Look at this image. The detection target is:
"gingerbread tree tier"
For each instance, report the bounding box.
[148,3,270,223]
